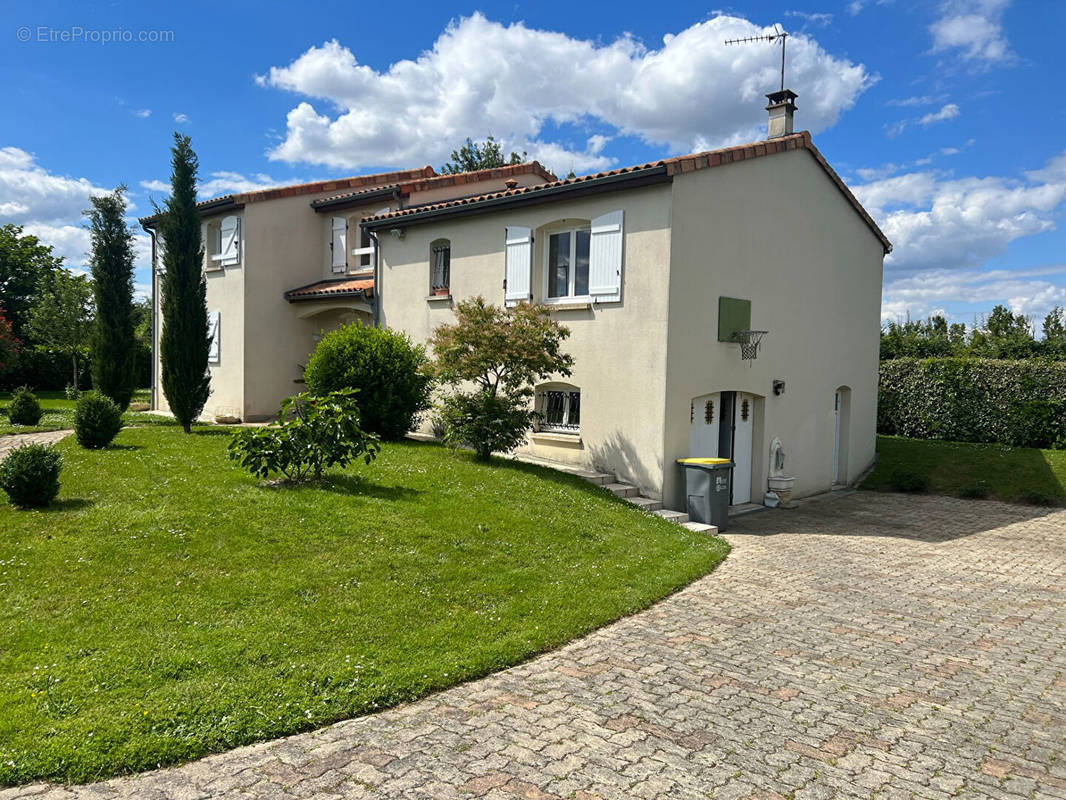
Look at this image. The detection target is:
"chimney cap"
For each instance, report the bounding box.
[504,178,519,189]
[765,88,798,106]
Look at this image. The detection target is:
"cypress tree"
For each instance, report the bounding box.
[159,133,210,432]
[86,187,136,410]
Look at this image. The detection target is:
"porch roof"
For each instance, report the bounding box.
[284,277,374,302]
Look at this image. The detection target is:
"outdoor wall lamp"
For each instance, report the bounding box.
[773,379,786,396]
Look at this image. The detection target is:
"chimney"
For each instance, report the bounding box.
[765,89,798,138]
[504,178,519,189]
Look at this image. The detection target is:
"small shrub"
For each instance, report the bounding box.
[74,391,123,449]
[64,383,81,401]
[7,386,42,426]
[890,468,929,493]
[1015,489,1056,507]
[439,391,534,461]
[228,388,380,482]
[0,444,61,507]
[304,324,432,440]
[958,481,990,500]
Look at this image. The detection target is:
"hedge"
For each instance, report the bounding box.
[1,343,150,393]
[879,358,1066,449]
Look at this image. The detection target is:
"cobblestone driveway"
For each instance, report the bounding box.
[0,429,70,458]
[5,492,1065,799]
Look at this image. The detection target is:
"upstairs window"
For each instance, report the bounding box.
[330,217,347,272]
[545,228,590,300]
[206,215,240,269]
[430,239,450,294]
[537,384,581,433]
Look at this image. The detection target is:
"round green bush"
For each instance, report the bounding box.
[7,386,42,426]
[74,390,123,449]
[0,443,61,508]
[304,324,432,440]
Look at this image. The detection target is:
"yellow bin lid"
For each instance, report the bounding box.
[676,457,732,465]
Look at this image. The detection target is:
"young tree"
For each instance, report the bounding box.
[440,136,527,174]
[24,269,93,388]
[0,224,63,337]
[86,187,137,409]
[0,304,18,377]
[431,298,573,460]
[159,133,210,432]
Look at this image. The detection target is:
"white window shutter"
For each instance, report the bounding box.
[504,226,532,307]
[589,209,623,302]
[331,217,347,271]
[208,310,220,364]
[219,216,240,266]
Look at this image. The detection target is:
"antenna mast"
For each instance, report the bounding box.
[724,25,789,91]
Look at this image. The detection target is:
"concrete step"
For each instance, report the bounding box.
[654,508,690,524]
[570,468,614,485]
[626,496,663,512]
[682,521,719,535]
[605,482,639,498]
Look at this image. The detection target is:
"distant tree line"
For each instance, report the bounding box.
[881,305,1066,361]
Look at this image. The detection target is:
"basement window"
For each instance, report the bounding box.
[537,384,581,433]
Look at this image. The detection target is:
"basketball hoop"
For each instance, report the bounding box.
[733,330,768,362]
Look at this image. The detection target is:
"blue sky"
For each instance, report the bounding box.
[3,0,1065,330]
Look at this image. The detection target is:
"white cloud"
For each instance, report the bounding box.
[886,95,943,108]
[139,171,307,201]
[785,10,833,27]
[0,146,109,225]
[854,150,1066,275]
[882,266,1066,326]
[133,109,152,119]
[173,112,189,124]
[139,179,169,193]
[257,12,872,171]
[918,102,960,126]
[929,0,1014,66]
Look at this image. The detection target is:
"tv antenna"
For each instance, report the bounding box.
[725,25,789,91]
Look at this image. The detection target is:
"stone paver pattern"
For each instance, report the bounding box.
[0,429,71,458]
[4,491,1065,799]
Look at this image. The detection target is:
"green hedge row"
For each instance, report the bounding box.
[879,358,1066,449]
[1,343,150,392]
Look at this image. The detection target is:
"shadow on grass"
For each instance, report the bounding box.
[255,472,422,502]
[189,428,235,437]
[38,498,95,513]
[107,444,144,451]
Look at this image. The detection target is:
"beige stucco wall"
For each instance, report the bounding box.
[377,183,675,496]
[662,148,884,509]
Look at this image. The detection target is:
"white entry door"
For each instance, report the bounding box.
[689,393,721,457]
[732,393,754,505]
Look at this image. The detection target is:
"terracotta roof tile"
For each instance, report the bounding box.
[359,133,891,254]
[284,277,374,302]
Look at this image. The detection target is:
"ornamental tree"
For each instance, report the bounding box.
[430,297,573,460]
[86,187,137,410]
[159,133,211,432]
[24,269,93,389]
[0,305,18,377]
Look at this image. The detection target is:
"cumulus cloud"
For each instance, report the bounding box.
[257,12,872,171]
[173,112,189,124]
[141,171,310,201]
[882,266,1066,325]
[929,0,1014,66]
[854,150,1066,275]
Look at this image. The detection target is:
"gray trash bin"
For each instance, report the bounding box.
[677,458,733,531]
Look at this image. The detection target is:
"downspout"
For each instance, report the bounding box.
[367,227,381,328]
[140,222,158,410]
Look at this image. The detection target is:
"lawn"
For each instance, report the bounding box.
[0,427,729,785]
[862,434,1066,505]
[0,390,165,436]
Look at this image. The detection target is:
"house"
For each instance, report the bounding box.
[143,91,889,512]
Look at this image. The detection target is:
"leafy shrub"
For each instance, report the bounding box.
[7,386,42,426]
[64,383,81,401]
[228,389,380,482]
[74,391,123,449]
[304,324,432,441]
[1015,489,1056,507]
[879,359,1066,448]
[0,444,61,507]
[439,391,534,461]
[958,481,990,500]
[1,345,91,392]
[890,468,928,493]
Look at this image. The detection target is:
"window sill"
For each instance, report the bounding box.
[426,293,452,302]
[543,301,591,312]
[531,431,583,447]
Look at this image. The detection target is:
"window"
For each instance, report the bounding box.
[206,215,240,269]
[330,217,347,272]
[537,385,581,433]
[545,227,591,300]
[208,311,220,364]
[430,239,450,293]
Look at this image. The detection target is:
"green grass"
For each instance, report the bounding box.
[862,434,1066,505]
[0,390,162,436]
[0,428,729,785]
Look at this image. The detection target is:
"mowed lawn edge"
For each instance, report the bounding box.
[0,426,729,785]
[862,434,1066,505]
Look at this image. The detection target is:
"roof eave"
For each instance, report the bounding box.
[310,186,398,212]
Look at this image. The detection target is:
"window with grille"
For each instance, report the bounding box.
[430,240,450,293]
[538,387,581,433]
[704,400,715,424]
